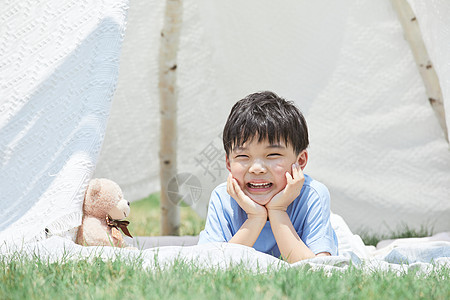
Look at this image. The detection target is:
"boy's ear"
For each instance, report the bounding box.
[297,150,308,170]
[226,155,231,172]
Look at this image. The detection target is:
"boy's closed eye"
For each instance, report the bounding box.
[267,153,282,157]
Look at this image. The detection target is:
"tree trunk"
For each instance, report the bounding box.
[159,0,183,235]
[390,0,448,141]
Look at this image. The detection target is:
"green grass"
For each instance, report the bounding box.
[127,192,205,236]
[1,256,449,300]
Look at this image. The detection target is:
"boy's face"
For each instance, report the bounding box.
[226,138,307,206]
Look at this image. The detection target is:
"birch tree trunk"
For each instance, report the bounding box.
[390,0,448,141]
[159,0,183,235]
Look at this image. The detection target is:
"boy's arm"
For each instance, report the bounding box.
[266,164,330,263]
[227,174,267,247]
[228,216,266,247]
[268,210,324,263]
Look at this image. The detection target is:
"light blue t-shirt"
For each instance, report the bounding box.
[198,174,338,257]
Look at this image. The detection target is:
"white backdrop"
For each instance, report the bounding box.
[95,0,450,234]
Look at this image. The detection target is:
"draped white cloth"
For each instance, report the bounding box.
[96,0,450,235]
[0,0,128,243]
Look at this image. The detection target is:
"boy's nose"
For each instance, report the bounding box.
[249,160,267,174]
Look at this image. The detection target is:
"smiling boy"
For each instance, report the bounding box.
[198,91,338,263]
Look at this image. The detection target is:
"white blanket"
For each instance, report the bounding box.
[2,234,449,275]
[1,213,448,275]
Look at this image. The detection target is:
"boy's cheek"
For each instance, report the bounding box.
[231,176,246,190]
[238,180,246,191]
[272,162,291,173]
[273,167,289,184]
[273,184,287,196]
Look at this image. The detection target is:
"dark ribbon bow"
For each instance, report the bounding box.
[106,215,133,238]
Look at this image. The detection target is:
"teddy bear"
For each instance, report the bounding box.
[76,178,133,247]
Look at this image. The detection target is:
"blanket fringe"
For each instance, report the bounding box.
[42,211,83,242]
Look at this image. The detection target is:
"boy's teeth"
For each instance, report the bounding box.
[248,182,272,188]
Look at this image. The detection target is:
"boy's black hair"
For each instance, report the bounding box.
[223,91,309,156]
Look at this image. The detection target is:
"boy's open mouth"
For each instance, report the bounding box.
[247,182,273,189]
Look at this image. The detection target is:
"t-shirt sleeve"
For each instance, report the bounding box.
[300,185,338,256]
[197,188,234,244]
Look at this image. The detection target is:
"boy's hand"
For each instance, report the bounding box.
[227,174,267,219]
[266,164,305,212]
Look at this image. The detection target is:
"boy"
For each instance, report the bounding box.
[198,91,338,263]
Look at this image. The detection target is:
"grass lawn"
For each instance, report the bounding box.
[1,256,449,300]
[1,193,448,300]
[127,192,205,236]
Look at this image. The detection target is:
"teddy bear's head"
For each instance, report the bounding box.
[83,178,130,220]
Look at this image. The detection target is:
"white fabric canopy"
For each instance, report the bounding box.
[96,0,450,234]
[0,0,128,243]
[1,0,449,245]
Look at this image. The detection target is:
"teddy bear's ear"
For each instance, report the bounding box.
[87,178,102,199]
